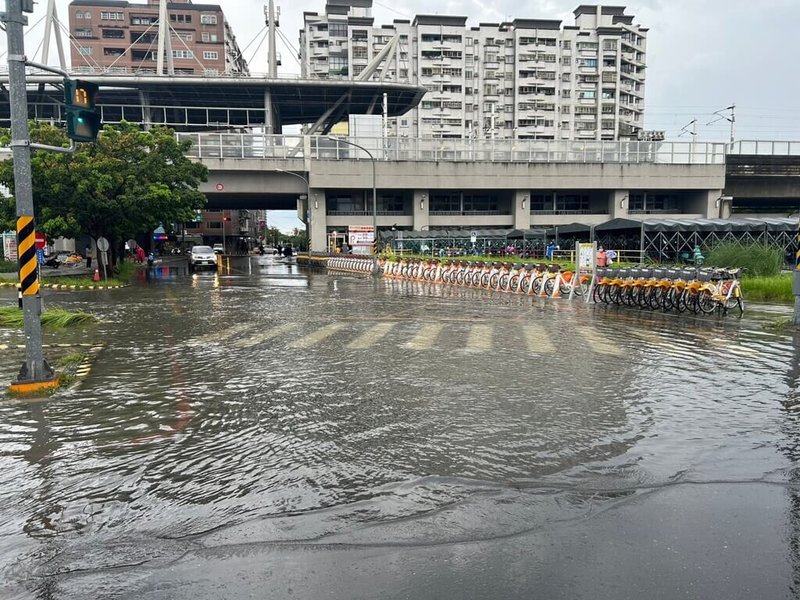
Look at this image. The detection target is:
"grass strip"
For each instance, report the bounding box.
[0,307,98,328]
[741,274,792,305]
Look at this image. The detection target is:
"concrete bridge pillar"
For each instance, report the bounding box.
[609,190,630,219]
[513,190,531,230]
[701,189,724,218]
[413,190,429,231]
[308,188,327,252]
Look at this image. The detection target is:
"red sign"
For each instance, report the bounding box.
[215,183,224,191]
[35,232,47,249]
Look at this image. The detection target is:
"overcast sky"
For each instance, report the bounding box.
[4,0,798,230]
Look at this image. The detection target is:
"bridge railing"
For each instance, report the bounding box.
[179,133,727,165]
[728,140,800,156]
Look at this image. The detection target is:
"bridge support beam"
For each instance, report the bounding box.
[308,188,327,253]
[513,190,531,230]
[412,190,428,231]
[609,189,629,219]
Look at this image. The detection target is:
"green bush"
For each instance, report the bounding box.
[704,242,783,277]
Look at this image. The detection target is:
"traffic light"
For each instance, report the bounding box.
[63,78,101,142]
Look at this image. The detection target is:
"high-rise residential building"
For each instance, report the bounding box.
[300,3,646,140]
[68,0,249,75]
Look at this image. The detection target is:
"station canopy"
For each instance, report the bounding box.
[379,228,549,241]
[594,216,800,258]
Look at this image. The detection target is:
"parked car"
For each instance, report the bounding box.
[189,245,217,270]
[212,243,224,255]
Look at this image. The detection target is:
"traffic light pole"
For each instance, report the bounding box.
[2,0,58,390]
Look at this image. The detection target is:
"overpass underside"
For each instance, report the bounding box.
[724,154,800,216]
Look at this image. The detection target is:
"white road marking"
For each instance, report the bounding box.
[289,322,346,349]
[233,322,300,348]
[348,322,396,350]
[576,327,624,356]
[405,323,444,350]
[523,325,555,354]
[465,324,492,352]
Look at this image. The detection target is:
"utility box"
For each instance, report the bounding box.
[793,270,800,296]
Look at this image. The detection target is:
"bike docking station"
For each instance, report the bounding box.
[375,250,593,301]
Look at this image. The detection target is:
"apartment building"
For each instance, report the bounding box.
[300,3,647,140]
[68,0,249,75]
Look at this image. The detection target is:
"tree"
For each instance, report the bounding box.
[0,121,208,265]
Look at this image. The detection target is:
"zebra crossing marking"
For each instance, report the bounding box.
[465,324,492,352]
[233,322,301,348]
[405,323,444,350]
[575,327,624,356]
[289,322,346,349]
[348,322,396,350]
[189,323,250,346]
[523,325,556,354]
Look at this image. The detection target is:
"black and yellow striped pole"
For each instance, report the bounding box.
[17,216,38,298]
[794,225,800,325]
[4,0,58,393]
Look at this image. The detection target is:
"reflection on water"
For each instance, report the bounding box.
[0,256,797,594]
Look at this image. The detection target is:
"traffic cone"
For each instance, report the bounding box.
[93,267,100,282]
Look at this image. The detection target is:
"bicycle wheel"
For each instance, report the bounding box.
[489,274,500,289]
[509,275,520,292]
[499,274,510,290]
[544,278,555,296]
[531,276,543,295]
[724,287,744,316]
[519,276,530,294]
[697,289,718,314]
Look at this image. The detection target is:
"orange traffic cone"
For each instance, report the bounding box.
[93,267,100,282]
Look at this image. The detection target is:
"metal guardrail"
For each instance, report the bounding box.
[727,140,800,156]
[177,133,727,165]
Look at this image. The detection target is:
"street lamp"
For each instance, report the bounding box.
[324,135,377,271]
[275,167,310,253]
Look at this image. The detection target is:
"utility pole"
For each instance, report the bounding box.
[2,0,58,391]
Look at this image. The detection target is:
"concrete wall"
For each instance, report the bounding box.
[307,160,726,191]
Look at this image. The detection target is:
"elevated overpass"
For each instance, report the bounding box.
[184,134,728,252]
[0,72,426,133]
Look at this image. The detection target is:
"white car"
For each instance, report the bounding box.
[189,245,217,270]
[212,243,224,255]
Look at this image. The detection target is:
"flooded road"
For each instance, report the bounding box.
[1,257,799,599]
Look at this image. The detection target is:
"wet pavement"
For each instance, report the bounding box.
[0,256,799,599]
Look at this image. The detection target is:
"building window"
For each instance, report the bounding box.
[131,16,157,25]
[200,14,217,25]
[100,11,124,20]
[77,11,91,19]
[75,29,93,37]
[430,192,460,212]
[203,51,218,60]
[78,47,92,55]
[103,47,124,56]
[169,14,192,24]
[174,32,193,42]
[201,32,218,43]
[102,29,124,38]
[76,11,83,19]
[329,22,348,37]
[172,49,194,59]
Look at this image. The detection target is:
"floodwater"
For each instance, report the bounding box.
[0,257,799,599]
